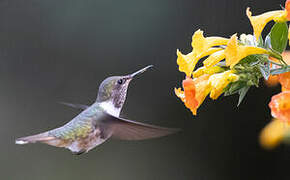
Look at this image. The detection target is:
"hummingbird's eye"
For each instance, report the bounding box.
[117,79,124,85]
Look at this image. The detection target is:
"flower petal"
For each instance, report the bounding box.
[192,66,224,78]
[183,78,199,113]
[174,87,185,102]
[192,74,211,114]
[259,119,290,149]
[177,50,196,77]
[177,48,223,76]
[269,91,290,122]
[175,78,199,115]
[208,70,239,99]
[279,72,290,90]
[246,7,287,40]
[225,34,269,68]
[191,29,228,57]
[286,0,290,20]
[288,25,290,46]
[265,74,279,87]
[203,50,226,68]
[278,51,290,89]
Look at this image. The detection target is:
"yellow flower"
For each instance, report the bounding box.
[203,50,226,68]
[176,50,196,77]
[191,29,229,57]
[260,119,290,149]
[208,70,239,99]
[246,7,288,40]
[177,48,222,77]
[288,25,290,46]
[192,66,224,78]
[225,34,269,68]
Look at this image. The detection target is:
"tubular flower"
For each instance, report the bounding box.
[279,72,290,90]
[175,75,211,115]
[208,70,239,100]
[289,25,290,46]
[282,86,290,92]
[192,66,224,78]
[191,74,211,115]
[175,77,198,115]
[225,34,269,68]
[246,7,288,40]
[177,48,222,77]
[203,50,226,68]
[191,29,229,57]
[265,52,290,87]
[260,119,290,149]
[183,78,198,111]
[286,0,290,20]
[265,57,280,87]
[278,51,290,90]
[176,50,196,77]
[265,75,279,87]
[269,91,290,122]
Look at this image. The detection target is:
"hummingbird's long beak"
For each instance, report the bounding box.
[129,65,153,79]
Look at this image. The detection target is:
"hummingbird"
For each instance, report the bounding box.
[15,65,178,155]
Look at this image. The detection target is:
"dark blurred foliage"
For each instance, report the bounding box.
[0,0,289,179]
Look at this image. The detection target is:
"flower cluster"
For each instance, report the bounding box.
[175,0,290,149]
[260,52,290,149]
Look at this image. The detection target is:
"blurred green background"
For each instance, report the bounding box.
[0,0,289,179]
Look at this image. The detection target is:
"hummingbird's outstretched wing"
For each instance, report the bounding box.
[104,113,180,140]
[15,107,179,154]
[59,102,89,110]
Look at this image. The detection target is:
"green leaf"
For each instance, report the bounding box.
[224,81,247,96]
[269,22,288,53]
[237,86,250,106]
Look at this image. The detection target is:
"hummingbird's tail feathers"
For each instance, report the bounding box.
[106,115,180,140]
[15,132,56,145]
[59,102,89,110]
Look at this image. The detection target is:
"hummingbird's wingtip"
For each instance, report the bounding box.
[145,65,154,71]
[15,139,28,145]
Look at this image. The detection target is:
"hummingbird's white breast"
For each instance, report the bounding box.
[99,101,121,117]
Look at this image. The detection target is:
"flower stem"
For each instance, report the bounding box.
[269,60,284,66]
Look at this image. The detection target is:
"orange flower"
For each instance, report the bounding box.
[278,51,290,90]
[265,75,279,87]
[269,91,290,122]
[282,86,290,92]
[265,51,290,87]
[175,77,198,115]
[175,75,210,115]
[279,72,290,90]
[183,78,198,111]
[265,57,280,87]
[286,0,290,20]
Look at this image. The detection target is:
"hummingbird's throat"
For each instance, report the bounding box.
[99,101,122,117]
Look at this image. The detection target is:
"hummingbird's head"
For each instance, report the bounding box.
[96,65,153,113]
